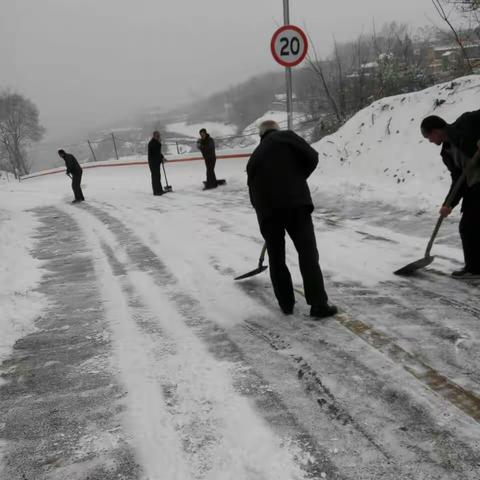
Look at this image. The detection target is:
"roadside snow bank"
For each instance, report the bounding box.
[313,75,480,209]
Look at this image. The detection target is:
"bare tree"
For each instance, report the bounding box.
[432,0,474,73]
[0,91,45,176]
[446,0,480,10]
[445,0,480,41]
[332,38,347,119]
[305,31,343,124]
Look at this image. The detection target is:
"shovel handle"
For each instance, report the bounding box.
[258,243,267,268]
[425,215,444,257]
[424,174,464,257]
[161,161,170,187]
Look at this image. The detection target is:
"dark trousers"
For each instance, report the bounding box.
[149,161,163,194]
[460,184,480,273]
[71,171,85,201]
[205,157,217,187]
[258,206,328,308]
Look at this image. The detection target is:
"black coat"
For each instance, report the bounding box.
[63,153,82,175]
[148,138,164,165]
[247,130,318,218]
[197,135,216,162]
[441,109,480,208]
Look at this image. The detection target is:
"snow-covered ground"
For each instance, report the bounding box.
[242,110,310,136]
[0,198,44,371]
[166,121,237,139]
[1,76,480,479]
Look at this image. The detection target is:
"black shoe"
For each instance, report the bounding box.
[154,191,164,196]
[310,304,338,319]
[452,268,480,279]
[71,199,81,203]
[280,304,294,315]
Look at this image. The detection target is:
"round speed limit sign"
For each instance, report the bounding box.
[271,25,308,67]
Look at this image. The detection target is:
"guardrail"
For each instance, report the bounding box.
[20,150,253,181]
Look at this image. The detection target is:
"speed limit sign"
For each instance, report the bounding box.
[270,25,308,67]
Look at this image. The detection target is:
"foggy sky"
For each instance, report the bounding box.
[3,0,438,142]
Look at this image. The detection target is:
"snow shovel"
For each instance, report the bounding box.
[162,160,172,192]
[235,243,268,280]
[394,171,467,276]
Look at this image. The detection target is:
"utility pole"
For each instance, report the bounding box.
[87,140,98,162]
[283,0,293,130]
[111,133,119,160]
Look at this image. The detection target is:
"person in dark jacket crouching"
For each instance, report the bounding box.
[421,111,480,279]
[58,149,84,203]
[247,120,337,319]
[147,131,165,195]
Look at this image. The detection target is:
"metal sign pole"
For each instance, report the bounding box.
[283,0,293,130]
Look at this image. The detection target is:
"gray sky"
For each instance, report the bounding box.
[3,0,438,142]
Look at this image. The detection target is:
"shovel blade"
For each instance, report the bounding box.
[394,255,434,276]
[234,265,268,281]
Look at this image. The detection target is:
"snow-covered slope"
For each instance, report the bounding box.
[166,120,237,138]
[313,75,480,208]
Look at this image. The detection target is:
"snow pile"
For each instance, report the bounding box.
[166,121,237,139]
[312,75,480,207]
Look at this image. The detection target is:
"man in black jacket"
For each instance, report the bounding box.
[197,128,218,189]
[247,120,337,319]
[58,149,84,203]
[421,110,480,279]
[147,131,165,195]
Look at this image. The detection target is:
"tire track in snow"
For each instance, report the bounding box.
[60,211,193,480]
[164,193,480,390]
[69,204,336,480]
[149,191,480,395]
[77,202,480,480]
[329,278,480,391]
[0,207,142,480]
[230,276,480,479]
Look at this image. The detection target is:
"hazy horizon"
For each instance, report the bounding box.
[3,0,442,145]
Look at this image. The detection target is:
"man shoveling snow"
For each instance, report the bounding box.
[421,110,480,279]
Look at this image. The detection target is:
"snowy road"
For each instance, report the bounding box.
[1,159,480,479]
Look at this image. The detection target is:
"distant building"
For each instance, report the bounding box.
[426,43,480,76]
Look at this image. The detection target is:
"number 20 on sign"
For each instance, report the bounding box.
[270,25,308,68]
